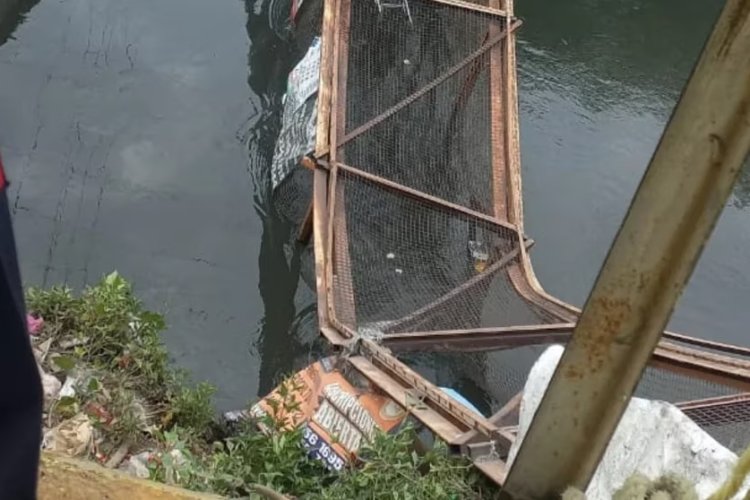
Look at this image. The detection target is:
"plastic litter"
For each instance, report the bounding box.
[508,346,750,499]
[26,314,43,335]
[271,37,320,189]
[39,368,62,405]
[121,451,152,479]
[43,413,93,457]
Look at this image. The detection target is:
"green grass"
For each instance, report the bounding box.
[28,272,495,499]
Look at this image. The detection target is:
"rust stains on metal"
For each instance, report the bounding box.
[504,0,750,495]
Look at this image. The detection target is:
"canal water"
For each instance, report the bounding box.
[1,0,748,411]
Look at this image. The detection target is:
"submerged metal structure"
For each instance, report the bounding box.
[274,0,750,490]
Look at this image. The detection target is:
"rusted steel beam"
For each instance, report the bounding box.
[678,393,750,426]
[488,0,507,220]
[504,1,750,495]
[360,339,515,447]
[324,0,346,260]
[383,323,573,352]
[315,21,522,159]
[325,0,355,327]
[347,356,467,443]
[329,183,357,328]
[661,331,750,357]
[652,343,750,392]
[313,168,348,345]
[383,326,750,390]
[678,393,750,411]
[333,161,520,233]
[314,0,337,157]
[454,391,523,450]
[310,0,348,345]
[381,324,750,389]
[425,0,508,18]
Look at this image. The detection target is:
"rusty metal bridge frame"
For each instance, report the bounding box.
[300,0,750,490]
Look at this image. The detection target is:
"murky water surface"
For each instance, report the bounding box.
[1,0,747,411]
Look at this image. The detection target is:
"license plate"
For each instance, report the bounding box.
[302,425,346,471]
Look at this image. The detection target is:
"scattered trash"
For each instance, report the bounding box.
[35,338,53,363]
[104,442,131,469]
[39,368,62,405]
[468,240,489,273]
[359,326,384,342]
[395,268,403,275]
[121,451,152,479]
[84,402,113,426]
[374,0,413,24]
[271,37,320,189]
[43,413,93,457]
[386,252,396,259]
[26,314,43,335]
[508,346,750,499]
[59,375,78,398]
[169,448,187,467]
[58,336,88,349]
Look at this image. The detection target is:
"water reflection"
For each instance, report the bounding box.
[517,0,720,114]
[244,0,324,397]
[517,0,750,346]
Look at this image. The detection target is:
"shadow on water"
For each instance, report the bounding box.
[244,0,326,398]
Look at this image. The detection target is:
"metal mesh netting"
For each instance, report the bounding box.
[346,0,499,133]
[402,345,551,415]
[343,52,495,214]
[271,0,323,228]
[306,0,750,460]
[329,170,554,334]
[342,0,506,214]
[404,345,750,452]
[635,367,739,403]
[682,399,750,453]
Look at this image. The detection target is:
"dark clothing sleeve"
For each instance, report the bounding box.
[0,157,43,500]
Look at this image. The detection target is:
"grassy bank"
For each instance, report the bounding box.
[28,273,495,499]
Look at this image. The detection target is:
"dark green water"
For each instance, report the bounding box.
[0,0,747,411]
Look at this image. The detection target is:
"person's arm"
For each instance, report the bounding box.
[0,152,42,500]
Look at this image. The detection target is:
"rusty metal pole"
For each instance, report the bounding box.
[502,0,750,497]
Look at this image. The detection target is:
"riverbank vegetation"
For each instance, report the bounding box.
[28,272,495,499]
